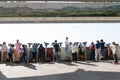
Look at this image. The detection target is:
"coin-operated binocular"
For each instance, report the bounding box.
[8,44,14,47]
[75,42,79,46]
[106,43,111,47]
[69,42,72,47]
[34,43,40,47]
[58,42,63,47]
[51,42,55,47]
[0,44,2,47]
[83,42,87,46]
[44,42,49,47]
[28,43,33,48]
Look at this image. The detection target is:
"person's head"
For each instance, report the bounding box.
[17,39,19,43]
[91,42,94,45]
[11,44,14,48]
[96,40,99,43]
[3,42,6,45]
[22,45,25,48]
[66,37,68,40]
[101,39,103,42]
[112,42,116,45]
[55,40,57,43]
[40,44,43,47]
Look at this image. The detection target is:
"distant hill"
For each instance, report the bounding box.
[0,4,120,17]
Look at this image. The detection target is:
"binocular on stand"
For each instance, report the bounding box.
[44,42,49,61]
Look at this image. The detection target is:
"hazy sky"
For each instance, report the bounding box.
[0,23,119,47]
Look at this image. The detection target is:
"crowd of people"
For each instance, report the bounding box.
[0,37,119,64]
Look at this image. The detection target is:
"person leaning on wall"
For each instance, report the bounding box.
[111,42,118,64]
[1,42,8,63]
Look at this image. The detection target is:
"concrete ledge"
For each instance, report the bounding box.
[0,17,120,23]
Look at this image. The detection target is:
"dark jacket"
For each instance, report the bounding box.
[54,43,59,52]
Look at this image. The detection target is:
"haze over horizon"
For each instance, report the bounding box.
[0,23,119,47]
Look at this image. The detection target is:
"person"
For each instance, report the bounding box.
[71,43,78,62]
[95,40,101,62]
[21,45,27,63]
[89,42,95,61]
[38,44,45,62]
[31,43,38,62]
[65,37,70,58]
[111,42,118,64]
[54,40,60,62]
[1,42,8,62]
[78,43,84,60]
[15,39,21,61]
[8,44,14,63]
[100,39,105,59]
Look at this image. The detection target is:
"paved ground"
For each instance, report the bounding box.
[0,61,120,80]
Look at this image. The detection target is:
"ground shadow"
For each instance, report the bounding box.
[61,61,78,66]
[4,69,120,80]
[0,71,8,80]
[5,63,37,70]
[76,61,97,66]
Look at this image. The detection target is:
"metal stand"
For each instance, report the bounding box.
[58,42,63,61]
[44,42,49,61]
[27,43,32,62]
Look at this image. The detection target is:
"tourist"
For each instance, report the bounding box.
[71,43,78,62]
[100,39,105,59]
[111,42,118,64]
[1,42,8,62]
[95,40,101,61]
[31,43,38,62]
[15,39,21,61]
[21,45,27,63]
[8,44,14,63]
[65,37,70,58]
[78,43,84,60]
[89,42,95,61]
[54,40,60,62]
[38,44,45,62]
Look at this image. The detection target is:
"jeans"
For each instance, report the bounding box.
[21,54,27,63]
[113,54,118,63]
[90,50,95,60]
[32,52,37,61]
[8,53,13,62]
[54,51,59,61]
[101,49,105,58]
[72,52,77,61]
[65,47,69,57]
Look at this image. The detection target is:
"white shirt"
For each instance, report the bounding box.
[2,44,8,52]
[111,45,117,55]
[65,40,69,46]
[71,45,78,53]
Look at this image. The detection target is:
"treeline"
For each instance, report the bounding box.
[0,11,120,17]
[0,5,120,17]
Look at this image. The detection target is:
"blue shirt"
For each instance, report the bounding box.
[96,43,101,49]
[32,45,37,52]
[23,47,26,55]
[100,42,105,49]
